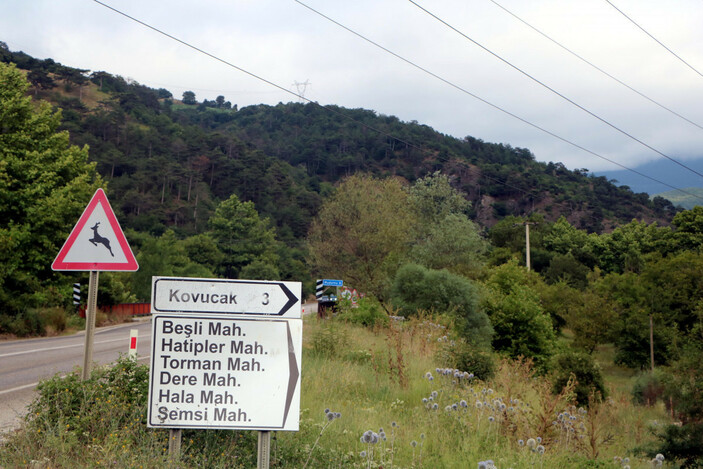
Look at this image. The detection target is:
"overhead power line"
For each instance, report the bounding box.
[292,0,703,200]
[487,0,703,132]
[604,0,703,81]
[91,0,703,203]
[407,0,703,181]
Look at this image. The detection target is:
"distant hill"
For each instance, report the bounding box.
[593,158,703,196]
[1,45,680,238]
[652,187,703,210]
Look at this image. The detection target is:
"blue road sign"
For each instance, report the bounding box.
[321,279,343,287]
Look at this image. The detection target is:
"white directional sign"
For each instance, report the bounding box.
[148,314,302,431]
[151,277,301,318]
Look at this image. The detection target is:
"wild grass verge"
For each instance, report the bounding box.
[0,316,673,468]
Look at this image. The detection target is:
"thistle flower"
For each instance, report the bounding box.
[518,439,525,447]
[526,438,537,449]
[460,400,468,408]
[537,445,545,454]
[432,403,438,410]
[488,416,495,423]
[360,450,367,458]
[411,440,418,447]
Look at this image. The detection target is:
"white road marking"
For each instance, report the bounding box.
[0,355,150,395]
[0,337,131,358]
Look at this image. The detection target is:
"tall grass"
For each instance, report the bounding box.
[0,316,672,468]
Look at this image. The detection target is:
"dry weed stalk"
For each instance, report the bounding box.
[385,322,408,388]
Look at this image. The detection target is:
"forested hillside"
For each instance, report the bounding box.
[1,45,678,243]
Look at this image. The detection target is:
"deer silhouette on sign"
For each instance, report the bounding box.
[89,222,114,257]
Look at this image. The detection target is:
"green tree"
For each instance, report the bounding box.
[130,230,215,301]
[406,172,488,276]
[0,62,102,314]
[566,287,616,353]
[589,220,671,274]
[597,271,676,369]
[390,263,492,347]
[670,206,703,252]
[481,260,556,367]
[307,174,414,302]
[551,351,607,406]
[406,171,469,224]
[209,194,280,279]
[408,214,488,276]
[182,90,196,105]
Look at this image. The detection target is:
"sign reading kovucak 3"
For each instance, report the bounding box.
[152,276,301,318]
[148,276,303,432]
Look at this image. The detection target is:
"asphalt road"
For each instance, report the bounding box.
[0,319,152,438]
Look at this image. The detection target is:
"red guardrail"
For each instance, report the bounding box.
[79,303,150,318]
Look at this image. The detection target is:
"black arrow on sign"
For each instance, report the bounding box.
[276,282,299,316]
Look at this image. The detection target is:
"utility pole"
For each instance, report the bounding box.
[514,221,538,271]
[650,314,655,372]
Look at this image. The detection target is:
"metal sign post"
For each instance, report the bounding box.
[169,428,182,460]
[81,271,99,381]
[257,431,271,469]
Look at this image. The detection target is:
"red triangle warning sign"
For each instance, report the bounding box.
[52,188,139,271]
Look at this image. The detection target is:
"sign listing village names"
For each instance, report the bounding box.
[147,277,302,432]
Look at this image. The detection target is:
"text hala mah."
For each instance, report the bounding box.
[158,389,238,405]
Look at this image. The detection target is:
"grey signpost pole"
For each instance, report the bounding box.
[81,270,99,381]
[169,428,182,460]
[258,431,271,469]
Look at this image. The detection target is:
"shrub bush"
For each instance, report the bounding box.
[551,350,607,406]
[310,322,348,358]
[336,297,389,328]
[439,340,496,380]
[632,370,665,406]
[390,263,492,347]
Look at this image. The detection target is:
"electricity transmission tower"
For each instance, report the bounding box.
[292,79,311,101]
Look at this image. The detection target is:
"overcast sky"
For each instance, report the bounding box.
[2,0,703,186]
